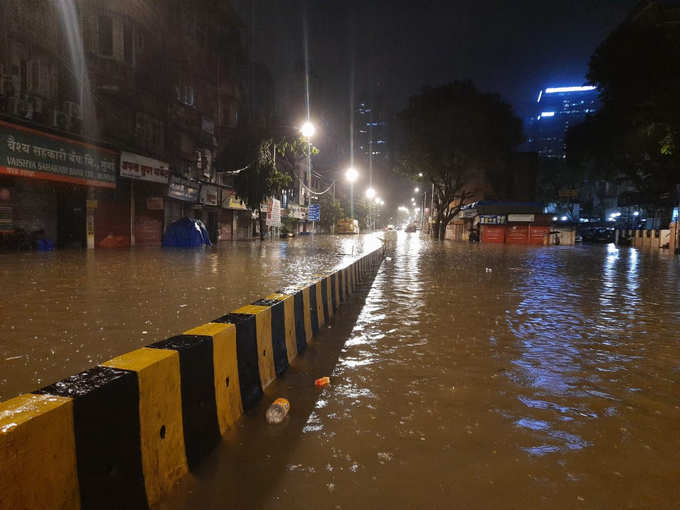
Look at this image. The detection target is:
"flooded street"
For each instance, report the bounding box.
[162,234,680,509]
[0,235,381,400]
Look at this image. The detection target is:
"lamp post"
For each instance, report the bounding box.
[345,167,359,219]
[366,188,376,231]
[300,121,316,232]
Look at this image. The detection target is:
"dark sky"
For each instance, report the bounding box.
[245,0,638,205]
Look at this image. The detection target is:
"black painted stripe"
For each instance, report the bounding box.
[253,299,288,377]
[321,278,329,325]
[293,290,307,353]
[35,366,147,510]
[148,335,220,469]
[338,270,344,302]
[330,273,337,310]
[213,313,263,411]
[309,283,319,336]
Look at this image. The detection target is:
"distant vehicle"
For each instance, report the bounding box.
[336,218,360,234]
[405,223,417,233]
[385,224,396,231]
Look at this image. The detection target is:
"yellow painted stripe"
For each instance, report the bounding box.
[233,305,276,389]
[267,294,298,363]
[185,322,243,434]
[103,348,188,506]
[0,393,80,510]
[314,282,325,327]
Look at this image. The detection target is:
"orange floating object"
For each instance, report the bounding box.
[314,377,330,388]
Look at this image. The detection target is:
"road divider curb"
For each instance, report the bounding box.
[0,247,384,509]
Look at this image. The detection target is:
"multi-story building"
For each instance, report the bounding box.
[0,0,249,250]
[354,98,389,187]
[525,86,599,159]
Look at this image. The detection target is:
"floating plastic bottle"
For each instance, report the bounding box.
[265,397,290,424]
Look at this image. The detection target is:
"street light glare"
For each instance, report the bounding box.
[366,187,376,199]
[418,173,423,177]
[414,187,419,193]
[345,167,359,183]
[300,121,316,138]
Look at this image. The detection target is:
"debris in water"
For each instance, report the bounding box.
[485,267,493,273]
[315,377,331,388]
[5,355,23,361]
[266,397,290,424]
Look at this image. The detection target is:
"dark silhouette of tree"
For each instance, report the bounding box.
[395,81,523,239]
[568,5,680,197]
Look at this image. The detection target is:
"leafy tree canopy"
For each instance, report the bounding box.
[395,81,523,238]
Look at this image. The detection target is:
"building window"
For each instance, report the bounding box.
[98,15,114,57]
[135,112,164,152]
[176,84,195,106]
[123,24,134,65]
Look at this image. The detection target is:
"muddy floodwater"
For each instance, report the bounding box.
[158,235,680,510]
[0,235,381,400]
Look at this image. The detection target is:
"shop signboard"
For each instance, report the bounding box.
[479,215,506,225]
[266,198,281,227]
[460,209,477,219]
[199,184,219,206]
[0,120,117,188]
[120,151,169,184]
[508,214,535,223]
[307,203,320,222]
[287,204,307,220]
[167,175,199,202]
[146,197,164,210]
[220,190,248,210]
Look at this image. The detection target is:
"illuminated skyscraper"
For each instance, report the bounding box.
[526,86,600,159]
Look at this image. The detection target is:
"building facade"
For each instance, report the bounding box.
[0,0,251,250]
[525,86,599,159]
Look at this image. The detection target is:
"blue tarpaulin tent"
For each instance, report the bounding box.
[162,217,211,248]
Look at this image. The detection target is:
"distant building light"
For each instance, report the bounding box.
[552,216,558,221]
[540,111,556,118]
[537,90,543,103]
[560,216,568,221]
[633,211,640,217]
[544,86,597,94]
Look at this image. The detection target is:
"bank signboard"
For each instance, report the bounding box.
[167,175,199,202]
[120,151,169,184]
[0,120,117,188]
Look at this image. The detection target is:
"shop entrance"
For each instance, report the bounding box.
[57,188,86,249]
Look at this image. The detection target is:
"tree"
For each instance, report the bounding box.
[317,192,344,233]
[395,82,523,239]
[568,5,680,199]
[229,129,313,240]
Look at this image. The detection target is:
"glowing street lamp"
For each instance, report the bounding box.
[300,121,316,138]
[418,173,423,177]
[414,187,419,193]
[345,167,359,183]
[366,187,376,200]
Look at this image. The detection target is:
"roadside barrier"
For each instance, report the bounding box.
[0,247,384,510]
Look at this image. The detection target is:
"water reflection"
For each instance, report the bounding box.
[0,235,381,399]
[229,238,680,510]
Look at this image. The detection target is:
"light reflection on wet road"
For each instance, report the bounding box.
[162,233,680,509]
[0,235,381,399]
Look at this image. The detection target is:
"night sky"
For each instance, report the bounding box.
[246,0,638,203]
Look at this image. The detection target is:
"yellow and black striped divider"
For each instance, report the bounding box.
[0,247,384,510]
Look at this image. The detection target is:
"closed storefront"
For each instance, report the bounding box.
[481,225,505,244]
[0,120,117,250]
